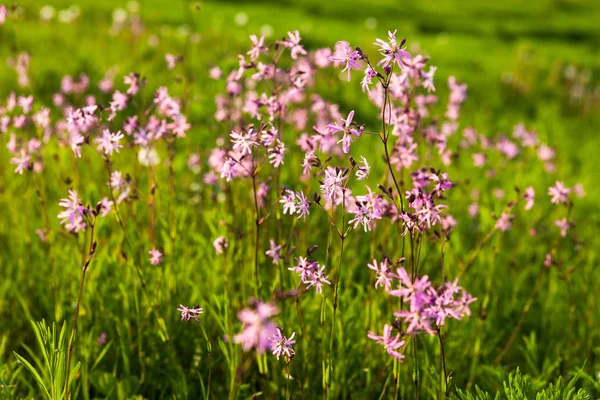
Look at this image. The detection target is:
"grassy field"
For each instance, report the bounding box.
[0,0,599,398]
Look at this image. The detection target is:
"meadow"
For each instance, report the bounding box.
[0,0,599,399]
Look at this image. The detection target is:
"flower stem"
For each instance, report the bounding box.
[65,221,96,399]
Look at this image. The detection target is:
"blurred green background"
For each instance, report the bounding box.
[3,0,599,205]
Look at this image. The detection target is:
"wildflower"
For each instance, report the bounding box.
[209,66,222,79]
[305,264,331,294]
[97,197,113,217]
[555,218,570,237]
[10,150,31,175]
[233,301,279,353]
[548,181,570,204]
[165,53,177,70]
[149,249,163,265]
[327,110,363,153]
[138,147,160,166]
[267,140,286,168]
[247,35,268,61]
[495,212,514,232]
[220,157,241,182]
[0,5,7,25]
[313,48,332,68]
[355,156,370,180]
[421,66,437,92]
[544,253,554,268]
[289,257,318,283]
[123,73,139,96]
[283,30,306,59]
[367,259,394,291]
[230,128,259,156]
[367,324,405,360]
[320,167,347,200]
[328,41,361,81]
[95,129,124,156]
[361,65,378,92]
[524,186,535,210]
[573,183,585,198]
[97,332,107,346]
[213,236,228,254]
[373,30,411,70]
[472,153,486,167]
[58,189,87,233]
[280,190,311,220]
[265,240,282,264]
[177,304,203,321]
[269,327,296,360]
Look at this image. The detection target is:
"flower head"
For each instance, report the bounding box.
[149,249,163,265]
[548,181,570,204]
[328,41,361,81]
[58,190,87,233]
[367,324,405,360]
[374,30,411,70]
[269,327,296,360]
[177,304,203,321]
[234,301,279,353]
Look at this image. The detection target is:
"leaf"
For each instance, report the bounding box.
[13,352,51,399]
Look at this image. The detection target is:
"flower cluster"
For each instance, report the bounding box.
[289,256,331,294]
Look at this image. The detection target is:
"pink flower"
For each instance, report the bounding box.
[279,190,311,220]
[165,54,177,70]
[0,5,7,25]
[233,301,279,354]
[95,129,124,156]
[97,197,113,217]
[355,156,370,180]
[265,240,282,264]
[149,249,163,265]
[326,110,363,153]
[213,236,228,254]
[283,30,306,59]
[548,181,570,204]
[495,212,514,232]
[367,259,394,291]
[10,149,31,175]
[313,48,332,68]
[472,153,486,168]
[555,218,570,237]
[209,66,222,79]
[361,65,377,92]
[58,190,87,233]
[177,304,203,321]
[123,73,139,95]
[269,327,296,360]
[524,186,535,210]
[367,324,405,360]
[373,30,411,70]
[247,35,268,61]
[328,41,360,81]
[230,128,259,156]
[304,264,331,294]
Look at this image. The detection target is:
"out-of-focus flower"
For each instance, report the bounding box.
[149,249,163,265]
[234,301,279,353]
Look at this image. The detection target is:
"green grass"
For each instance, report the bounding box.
[0,0,599,398]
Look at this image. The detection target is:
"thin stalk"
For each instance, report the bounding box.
[65,221,96,399]
[198,321,213,399]
[437,328,448,398]
[251,173,261,298]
